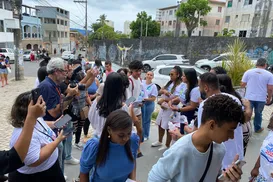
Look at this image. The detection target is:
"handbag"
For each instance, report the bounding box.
[7,67,11,74]
[80,106,89,120]
[199,143,213,182]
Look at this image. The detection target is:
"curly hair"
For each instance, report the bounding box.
[201,94,244,126]
[128,60,143,70]
[211,66,227,75]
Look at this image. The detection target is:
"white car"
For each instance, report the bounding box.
[0,48,15,64]
[23,50,37,61]
[61,51,75,60]
[195,53,257,71]
[142,54,189,72]
[153,64,207,90]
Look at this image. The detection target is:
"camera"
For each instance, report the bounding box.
[69,65,82,88]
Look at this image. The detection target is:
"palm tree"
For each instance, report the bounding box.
[97,14,107,25]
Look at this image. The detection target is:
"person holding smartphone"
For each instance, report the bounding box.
[8,91,68,182]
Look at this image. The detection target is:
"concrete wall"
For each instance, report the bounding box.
[88,37,273,65]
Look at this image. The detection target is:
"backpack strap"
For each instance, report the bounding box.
[199,143,213,182]
[128,77,134,96]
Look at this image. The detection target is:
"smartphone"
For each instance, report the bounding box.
[132,101,142,108]
[63,126,74,136]
[54,114,72,129]
[31,88,41,104]
[218,160,246,181]
[125,97,136,106]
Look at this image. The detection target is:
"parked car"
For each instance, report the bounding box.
[61,51,75,60]
[0,48,15,64]
[23,50,37,61]
[195,53,257,71]
[153,64,207,91]
[142,54,189,72]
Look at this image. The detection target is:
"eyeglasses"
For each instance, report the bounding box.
[169,73,174,76]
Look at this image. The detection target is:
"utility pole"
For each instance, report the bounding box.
[145,21,148,37]
[140,20,143,37]
[74,0,88,55]
[175,1,182,37]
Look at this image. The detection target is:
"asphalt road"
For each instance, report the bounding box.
[9,59,271,182]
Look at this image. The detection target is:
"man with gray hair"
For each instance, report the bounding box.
[241,58,273,133]
[38,57,79,177]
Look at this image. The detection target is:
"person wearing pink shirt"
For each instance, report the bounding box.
[105,60,114,77]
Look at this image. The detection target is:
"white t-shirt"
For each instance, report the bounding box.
[197,93,244,169]
[148,132,225,182]
[88,99,129,137]
[242,68,273,102]
[142,80,158,98]
[34,77,40,88]
[10,117,58,174]
[259,131,273,181]
[127,76,142,115]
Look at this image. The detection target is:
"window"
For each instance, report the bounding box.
[215,56,228,62]
[0,20,4,32]
[0,1,3,9]
[181,31,185,35]
[65,21,67,26]
[65,11,68,15]
[216,19,220,25]
[168,21,172,26]
[61,20,64,25]
[235,15,238,18]
[162,11,165,16]
[225,16,230,23]
[57,31,60,37]
[244,0,253,5]
[214,32,218,37]
[44,18,56,24]
[218,7,222,12]
[159,67,173,76]
[65,32,67,38]
[169,10,173,15]
[60,9,64,14]
[199,31,202,36]
[61,32,64,38]
[239,30,247,37]
[53,31,56,38]
[241,14,250,22]
[4,1,12,10]
[227,0,232,7]
[162,21,164,26]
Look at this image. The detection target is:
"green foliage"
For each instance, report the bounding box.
[222,38,254,86]
[151,111,159,121]
[176,0,211,37]
[217,28,235,37]
[130,11,160,38]
[162,31,174,37]
[91,14,107,32]
[88,25,129,41]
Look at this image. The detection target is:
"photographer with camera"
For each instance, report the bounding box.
[38,58,79,177]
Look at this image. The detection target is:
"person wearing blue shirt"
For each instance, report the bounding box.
[80,110,139,182]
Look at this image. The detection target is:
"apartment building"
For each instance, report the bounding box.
[124,21,132,35]
[36,6,70,53]
[21,5,42,51]
[0,0,20,48]
[157,0,226,36]
[223,0,273,37]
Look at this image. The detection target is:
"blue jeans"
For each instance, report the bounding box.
[64,121,73,161]
[58,140,66,173]
[250,100,265,132]
[141,101,155,140]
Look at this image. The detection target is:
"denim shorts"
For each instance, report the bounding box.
[0,68,7,74]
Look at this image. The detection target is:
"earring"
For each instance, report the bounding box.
[108,135,111,138]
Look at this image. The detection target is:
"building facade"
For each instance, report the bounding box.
[0,0,19,48]
[36,6,70,54]
[157,0,226,37]
[21,5,42,51]
[223,0,273,38]
[124,21,131,35]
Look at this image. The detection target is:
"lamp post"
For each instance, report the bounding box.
[175,1,182,37]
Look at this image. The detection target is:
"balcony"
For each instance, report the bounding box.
[43,37,58,42]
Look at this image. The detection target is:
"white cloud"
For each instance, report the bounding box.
[23,0,174,31]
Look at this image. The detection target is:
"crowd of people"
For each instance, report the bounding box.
[1,55,273,182]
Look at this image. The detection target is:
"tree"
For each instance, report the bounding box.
[217,28,235,37]
[176,0,211,37]
[91,14,107,32]
[130,11,160,38]
[88,25,128,41]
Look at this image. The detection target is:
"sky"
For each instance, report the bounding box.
[23,0,175,32]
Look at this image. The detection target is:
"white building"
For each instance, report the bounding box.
[223,0,273,37]
[0,1,20,48]
[157,0,226,36]
[105,20,114,28]
[124,21,131,35]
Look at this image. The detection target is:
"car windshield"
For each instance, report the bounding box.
[193,66,208,75]
[24,51,31,54]
[208,54,220,60]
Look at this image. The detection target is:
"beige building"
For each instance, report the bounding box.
[157,0,226,36]
[124,20,131,35]
[223,0,273,37]
[105,20,114,28]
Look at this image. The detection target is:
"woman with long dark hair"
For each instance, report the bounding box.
[151,66,182,150]
[8,92,67,182]
[217,74,252,157]
[170,68,200,134]
[80,110,139,182]
[88,72,131,138]
[93,59,104,83]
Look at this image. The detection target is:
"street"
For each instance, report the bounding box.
[1,61,272,181]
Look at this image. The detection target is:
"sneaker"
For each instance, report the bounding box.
[137,152,144,158]
[158,145,168,151]
[144,137,148,141]
[64,157,80,165]
[255,127,264,133]
[151,141,162,147]
[64,175,67,181]
[74,143,84,150]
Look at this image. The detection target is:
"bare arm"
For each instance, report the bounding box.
[129,160,137,180]
[180,101,198,112]
[267,84,273,103]
[80,173,89,182]
[144,96,156,102]
[241,82,247,88]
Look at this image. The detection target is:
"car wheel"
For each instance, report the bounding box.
[201,66,211,71]
[143,64,151,73]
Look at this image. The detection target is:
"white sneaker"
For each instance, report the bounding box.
[74,143,83,150]
[64,175,67,181]
[64,157,80,165]
[151,141,162,147]
[144,137,148,141]
[158,145,168,151]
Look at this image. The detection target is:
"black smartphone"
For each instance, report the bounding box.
[31,88,41,104]
[63,126,74,136]
[54,114,72,129]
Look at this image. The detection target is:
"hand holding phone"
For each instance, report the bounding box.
[62,126,74,136]
[125,97,136,106]
[54,114,72,129]
[31,88,41,104]
[218,160,246,181]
